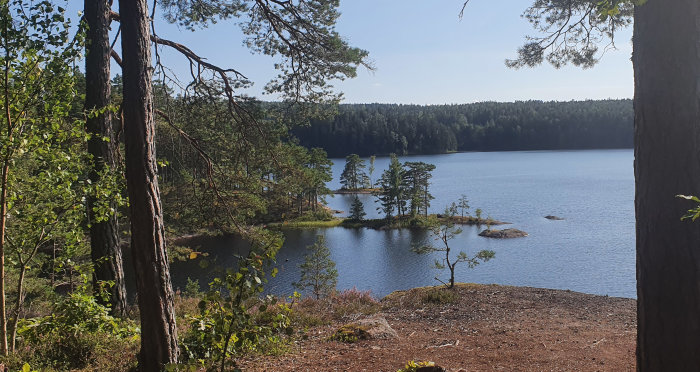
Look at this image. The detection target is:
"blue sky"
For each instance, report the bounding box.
[68,0,634,105]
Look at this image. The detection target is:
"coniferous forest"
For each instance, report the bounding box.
[291,99,632,157]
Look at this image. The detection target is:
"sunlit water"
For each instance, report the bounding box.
[170,150,636,299]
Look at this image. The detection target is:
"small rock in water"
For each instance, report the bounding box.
[545,215,564,220]
[479,228,528,239]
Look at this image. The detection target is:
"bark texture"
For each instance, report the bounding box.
[119,0,179,368]
[634,0,700,370]
[84,0,127,317]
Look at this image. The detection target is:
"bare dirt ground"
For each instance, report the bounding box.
[238,284,636,372]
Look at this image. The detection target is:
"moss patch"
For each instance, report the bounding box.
[329,324,371,343]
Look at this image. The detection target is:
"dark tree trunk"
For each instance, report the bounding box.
[119,0,179,369]
[84,0,127,317]
[634,0,700,369]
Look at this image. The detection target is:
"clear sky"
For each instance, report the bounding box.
[69,0,634,105]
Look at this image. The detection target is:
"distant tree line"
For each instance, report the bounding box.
[291,99,633,157]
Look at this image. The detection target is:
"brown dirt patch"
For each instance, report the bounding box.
[238,284,636,371]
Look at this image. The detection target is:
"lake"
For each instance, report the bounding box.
[171,150,636,299]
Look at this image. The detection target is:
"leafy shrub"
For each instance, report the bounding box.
[16,293,138,370]
[179,229,289,370]
[181,295,293,366]
[295,209,333,221]
[397,360,437,372]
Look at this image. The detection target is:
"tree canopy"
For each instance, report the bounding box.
[292,99,632,157]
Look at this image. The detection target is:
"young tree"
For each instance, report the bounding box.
[340,154,368,190]
[0,0,84,355]
[368,155,376,188]
[293,235,338,299]
[348,195,366,222]
[457,194,470,218]
[413,209,494,289]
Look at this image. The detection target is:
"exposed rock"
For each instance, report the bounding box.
[331,315,398,342]
[479,228,528,239]
[545,215,564,220]
[416,366,446,372]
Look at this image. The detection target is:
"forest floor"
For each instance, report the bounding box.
[238,284,636,372]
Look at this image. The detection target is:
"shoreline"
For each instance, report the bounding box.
[266,215,509,230]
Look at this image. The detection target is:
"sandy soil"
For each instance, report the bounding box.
[238,284,636,372]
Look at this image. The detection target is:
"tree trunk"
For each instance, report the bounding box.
[0,20,12,352]
[9,263,26,351]
[0,161,8,356]
[119,0,179,369]
[634,1,700,369]
[84,0,127,317]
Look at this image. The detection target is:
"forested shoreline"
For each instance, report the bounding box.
[291,99,633,157]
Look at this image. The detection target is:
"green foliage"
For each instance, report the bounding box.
[19,293,137,342]
[184,277,202,298]
[375,155,435,219]
[180,228,288,369]
[397,360,437,372]
[376,154,406,218]
[348,196,366,222]
[368,155,376,188]
[156,97,336,230]
[16,293,137,370]
[475,208,483,222]
[329,323,368,343]
[292,100,633,157]
[678,195,700,221]
[508,0,634,68]
[0,0,90,352]
[293,235,338,299]
[159,0,370,103]
[340,154,369,190]
[294,209,334,222]
[403,161,436,217]
[457,194,470,217]
[413,208,495,288]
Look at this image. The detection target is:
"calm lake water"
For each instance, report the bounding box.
[171,150,636,299]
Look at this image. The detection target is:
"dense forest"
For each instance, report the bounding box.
[291,100,633,157]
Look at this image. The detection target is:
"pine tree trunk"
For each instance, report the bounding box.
[84,0,127,317]
[634,0,700,369]
[119,0,179,368]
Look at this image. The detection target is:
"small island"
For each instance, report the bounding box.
[479,228,528,239]
[545,215,564,220]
